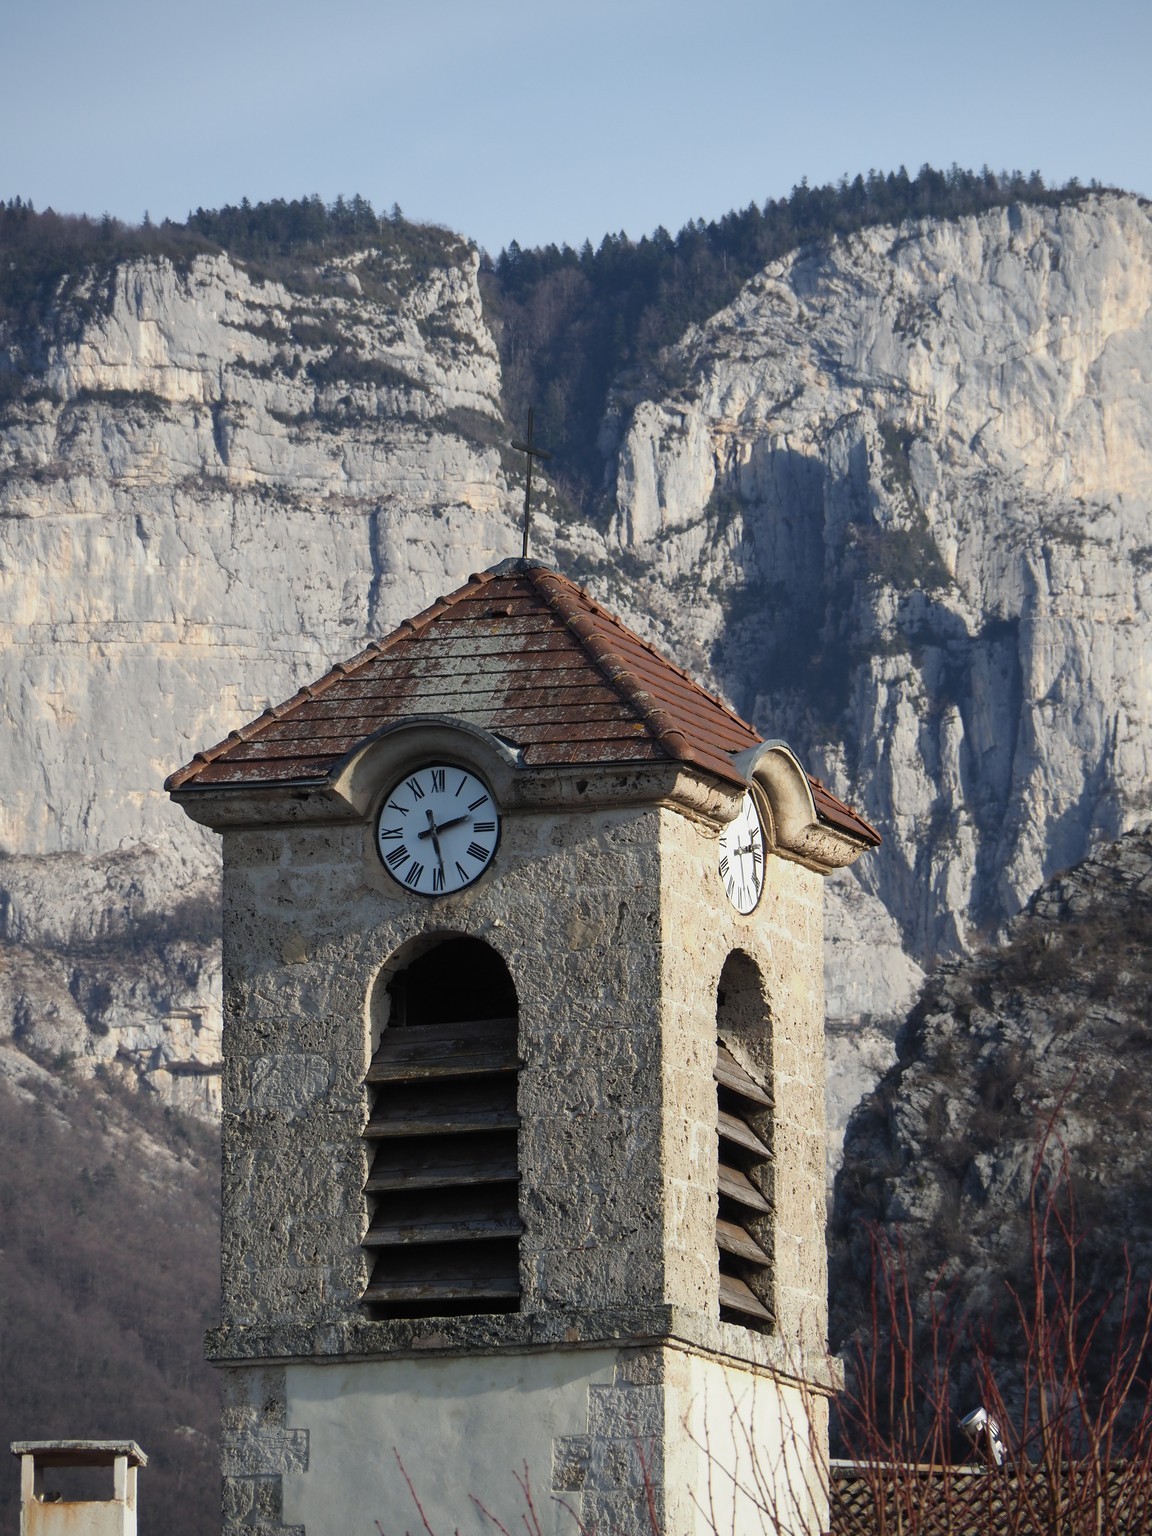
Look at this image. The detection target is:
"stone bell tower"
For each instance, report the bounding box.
[167,559,878,1536]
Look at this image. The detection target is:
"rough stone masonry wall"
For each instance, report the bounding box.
[221,1368,307,1536]
[208,752,836,1536]
[215,768,829,1347]
[219,815,371,1330]
[551,1347,668,1536]
[216,772,672,1337]
[658,807,828,1349]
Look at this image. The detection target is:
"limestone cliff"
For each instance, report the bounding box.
[570,194,1152,1155]
[3,195,1151,1134]
[593,194,1152,964]
[1,240,524,1104]
[1,243,519,870]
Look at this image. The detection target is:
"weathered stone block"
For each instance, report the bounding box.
[551,1435,590,1491]
[249,1054,333,1114]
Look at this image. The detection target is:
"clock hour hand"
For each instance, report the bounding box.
[417,813,470,840]
[422,809,445,873]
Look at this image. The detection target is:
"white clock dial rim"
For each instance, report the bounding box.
[375,764,501,896]
[719,791,765,915]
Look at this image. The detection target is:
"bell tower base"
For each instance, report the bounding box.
[222,1344,832,1536]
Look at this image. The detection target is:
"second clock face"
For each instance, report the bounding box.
[718,790,765,914]
[376,764,500,896]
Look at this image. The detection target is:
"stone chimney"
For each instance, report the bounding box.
[10,1442,147,1536]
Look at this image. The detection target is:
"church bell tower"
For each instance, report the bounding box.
[167,559,878,1536]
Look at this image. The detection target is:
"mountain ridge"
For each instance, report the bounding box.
[2,189,1150,1149]
[3,184,1151,1522]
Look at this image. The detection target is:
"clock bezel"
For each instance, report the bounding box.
[718,788,766,915]
[374,762,502,898]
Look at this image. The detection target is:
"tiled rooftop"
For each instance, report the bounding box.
[830,1460,1144,1535]
[167,559,879,846]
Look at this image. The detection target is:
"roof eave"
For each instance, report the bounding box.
[168,777,354,830]
[168,749,746,833]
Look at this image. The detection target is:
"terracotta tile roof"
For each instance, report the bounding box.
[830,1460,1143,1535]
[807,775,879,844]
[166,559,879,846]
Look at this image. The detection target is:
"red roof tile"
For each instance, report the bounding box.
[166,559,879,847]
[831,1460,1143,1535]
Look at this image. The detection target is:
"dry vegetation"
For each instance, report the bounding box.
[834,1134,1152,1534]
[0,1068,220,1536]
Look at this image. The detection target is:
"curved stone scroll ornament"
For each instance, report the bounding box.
[730,740,875,875]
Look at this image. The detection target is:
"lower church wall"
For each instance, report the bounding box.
[221,1348,829,1536]
[668,1352,830,1536]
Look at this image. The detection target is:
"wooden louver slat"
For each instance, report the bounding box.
[715,1040,773,1330]
[365,1214,522,1247]
[366,1017,519,1082]
[716,1216,772,1266]
[718,1108,772,1160]
[363,1013,521,1318]
[364,1186,520,1247]
[366,1135,518,1193]
[718,1162,771,1214]
[715,1044,772,1106]
[365,1111,519,1137]
[719,1272,772,1323]
[364,1273,520,1306]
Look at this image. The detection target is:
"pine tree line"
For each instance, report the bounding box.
[0,165,1117,503]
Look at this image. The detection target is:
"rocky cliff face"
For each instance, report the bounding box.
[829,823,1152,1370]
[1,243,518,870]
[564,194,1152,1160]
[3,195,1151,1135]
[592,195,1152,971]
[1,241,524,1105]
[0,849,221,1114]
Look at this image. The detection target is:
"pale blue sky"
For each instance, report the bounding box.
[2,0,1148,256]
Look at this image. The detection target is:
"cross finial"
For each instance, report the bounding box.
[511,407,552,561]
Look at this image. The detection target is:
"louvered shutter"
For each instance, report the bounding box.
[363,1014,521,1315]
[715,1041,774,1328]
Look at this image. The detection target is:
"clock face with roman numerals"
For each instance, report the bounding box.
[376,764,501,896]
[718,790,765,915]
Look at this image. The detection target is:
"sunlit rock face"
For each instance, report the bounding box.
[547,194,1152,1162]
[589,194,1152,995]
[4,195,1151,1138]
[0,244,522,1109]
[0,246,519,872]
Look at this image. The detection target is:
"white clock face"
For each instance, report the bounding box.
[376,765,500,896]
[718,791,765,914]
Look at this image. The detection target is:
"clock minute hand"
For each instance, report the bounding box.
[417,813,470,840]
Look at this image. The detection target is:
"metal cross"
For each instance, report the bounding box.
[511,407,552,561]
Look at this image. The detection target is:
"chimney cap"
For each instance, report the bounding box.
[10,1441,148,1468]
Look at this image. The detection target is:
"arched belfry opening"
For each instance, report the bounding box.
[714,949,774,1330]
[362,935,521,1318]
